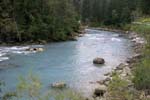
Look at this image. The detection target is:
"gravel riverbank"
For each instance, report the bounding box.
[88,30,146,100]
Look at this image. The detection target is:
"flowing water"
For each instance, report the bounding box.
[0,29,134,97]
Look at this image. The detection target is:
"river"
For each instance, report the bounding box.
[0,29,134,97]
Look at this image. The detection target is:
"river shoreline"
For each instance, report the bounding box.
[89,27,128,34]
[0,27,86,46]
[87,28,146,100]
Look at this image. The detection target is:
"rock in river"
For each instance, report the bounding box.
[26,47,44,52]
[93,85,107,97]
[93,57,105,64]
[51,82,66,89]
[37,48,44,52]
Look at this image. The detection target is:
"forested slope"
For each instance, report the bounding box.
[0,0,150,44]
[80,0,150,27]
[0,0,79,43]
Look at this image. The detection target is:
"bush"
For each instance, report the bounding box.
[1,73,85,100]
[107,74,135,100]
[131,18,150,92]
[133,59,150,90]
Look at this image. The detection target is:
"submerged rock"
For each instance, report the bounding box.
[51,82,66,89]
[93,58,105,64]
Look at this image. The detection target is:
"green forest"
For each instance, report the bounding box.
[81,0,150,26]
[0,0,80,43]
[0,0,150,43]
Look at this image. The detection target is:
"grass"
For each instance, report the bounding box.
[130,17,150,94]
[107,74,135,100]
[136,17,150,23]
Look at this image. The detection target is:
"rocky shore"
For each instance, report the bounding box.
[89,27,126,33]
[89,30,146,100]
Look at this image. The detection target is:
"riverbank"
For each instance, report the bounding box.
[89,27,127,34]
[88,26,149,100]
[0,25,87,46]
[0,31,85,46]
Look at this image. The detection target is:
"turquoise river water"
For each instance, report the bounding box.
[0,29,134,97]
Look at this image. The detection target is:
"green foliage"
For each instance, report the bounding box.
[138,17,150,23]
[1,73,85,100]
[123,24,132,31]
[138,0,150,15]
[131,18,150,40]
[17,73,42,99]
[49,89,85,100]
[81,0,136,27]
[2,92,18,100]
[79,0,150,27]
[133,58,150,90]
[0,0,80,43]
[131,18,150,91]
[107,74,135,100]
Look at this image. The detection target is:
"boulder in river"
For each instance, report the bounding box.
[51,82,66,89]
[36,48,44,52]
[26,47,44,52]
[93,57,105,64]
[93,85,107,97]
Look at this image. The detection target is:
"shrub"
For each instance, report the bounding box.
[107,74,135,100]
[1,73,85,100]
[131,18,150,92]
[133,57,150,91]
